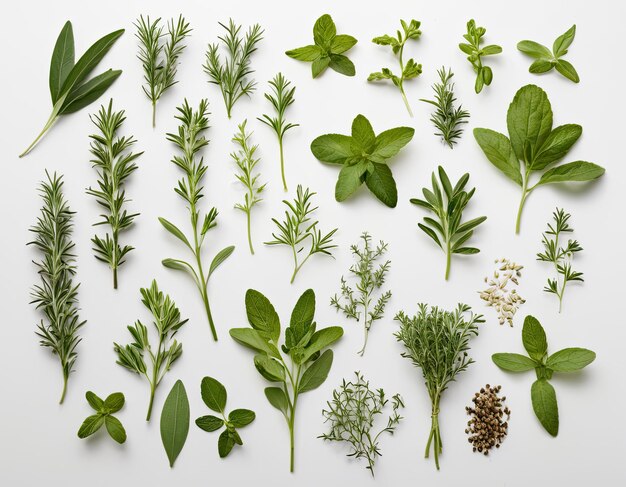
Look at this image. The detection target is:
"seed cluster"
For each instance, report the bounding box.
[479,258,525,326]
[465,384,510,455]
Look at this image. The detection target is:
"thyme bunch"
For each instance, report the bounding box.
[29,172,85,404]
[330,232,392,356]
[395,303,483,470]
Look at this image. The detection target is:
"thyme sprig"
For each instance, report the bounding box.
[87,100,142,289]
[29,172,85,404]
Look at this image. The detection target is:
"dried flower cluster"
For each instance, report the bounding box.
[465,384,510,455]
[479,258,525,326]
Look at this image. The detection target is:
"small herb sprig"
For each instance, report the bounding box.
[195,376,256,458]
[459,20,502,94]
[87,100,142,289]
[420,67,470,148]
[231,120,266,255]
[492,315,595,436]
[159,99,235,341]
[114,280,188,422]
[331,232,392,356]
[537,209,583,312]
[518,25,579,83]
[265,185,337,284]
[410,166,486,280]
[368,19,422,116]
[77,391,126,444]
[29,172,85,404]
[20,22,124,157]
[479,259,525,327]
[320,372,404,476]
[135,15,192,127]
[286,14,357,78]
[395,303,483,470]
[257,73,298,191]
[230,289,343,472]
[203,19,264,119]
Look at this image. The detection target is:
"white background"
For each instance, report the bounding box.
[1,0,624,485]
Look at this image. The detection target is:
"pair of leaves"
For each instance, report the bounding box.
[458,19,502,94]
[518,25,579,83]
[286,14,357,78]
[195,376,256,458]
[77,391,126,444]
[161,380,190,467]
[492,315,595,436]
[310,114,414,207]
[473,84,605,233]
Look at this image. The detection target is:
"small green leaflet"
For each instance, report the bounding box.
[459,19,502,94]
[517,25,579,83]
[286,14,357,78]
[160,380,190,467]
[77,391,127,444]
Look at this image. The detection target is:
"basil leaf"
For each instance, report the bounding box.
[331,34,357,54]
[311,56,330,78]
[103,392,125,413]
[289,289,316,340]
[546,348,596,371]
[492,353,537,372]
[532,124,582,170]
[105,416,127,444]
[472,128,522,185]
[517,40,552,59]
[254,354,286,382]
[160,380,190,468]
[195,415,224,432]
[351,114,376,151]
[537,161,605,185]
[200,376,227,413]
[531,379,559,436]
[522,315,548,361]
[86,391,104,411]
[365,162,398,208]
[77,414,104,438]
[529,59,554,74]
[372,127,415,159]
[300,327,343,363]
[208,245,235,277]
[218,430,236,458]
[328,54,355,76]
[555,59,579,83]
[228,409,256,428]
[298,349,333,393]
[285,45,322,61]
[264,387,289,416]
[335,163,366,201]
[313,14,336,47]
[49,21,75,104]
[245,289,281,341]
[59,69,122,114]
[310,134,354,164]
[553,25,576,58]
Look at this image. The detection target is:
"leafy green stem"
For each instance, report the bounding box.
[20,109,59,158]
[60,372,69,404]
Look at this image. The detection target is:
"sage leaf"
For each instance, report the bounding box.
[200,376,227,413]
[59,69,122,114]
[546,348,596,371]
[507,84,553,161]
[531,379,559,436]
[265,387,289,416]
[301,328,344,363]
[78,414,105,439]
[228,409,256,427]
[472,129,522,185]
[310,134,353,164]
[245,289,281,341]
[532,124,582,170]
[492,353,537,372]
[537,161,605,185]
[160,380,190,467]
[196,415,224,432]
[336,164,367,201]
[522,315,548,361]
[49,21,75,104]
[105,416,127,444]
[229,328,276,356]
[254,354,286,382]
[289,288,316,336]
[299,349,333,393]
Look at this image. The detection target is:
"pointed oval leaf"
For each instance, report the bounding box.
[351,114,376,151]
[230,328,277,356]
[311,134,354,164]
[331,34,357,54]
[553,25,576,58]
[105,415,127,444]
[289,289,316,340]
[531,379,559,436]
[492,352,537,372]
[507,85,553,162]
[537,161,605,186]
[532,124,582,170]
[517,40,552,59]
[373,127,415,159]
[473,128,522,185]
[365,162,398,208]
[329,54,355,76]
[159,217,191,248]
[160,380,190,468]
[103,392,125,413]
[218,429,236,457]
[264,387,289,415]
[546,348,596,371]
[78,414,105,439]
[254,354,286,382]
[200,376,227,412]
[298,349,333,393]
[285,45,322,61]
[300,327,343,363]
[50,21,75,104]
[86,391,104,411]
[208,245,235,277]
[555,59,579,83]
[195,415,224,432]
[529,59,554,74]
[313,14,336,47]
[522,316,548,361]
[59,69,122,114]
[245,289,280,341]
[228,409,256,428]
[311,56,330,78]
[335,163,366,201]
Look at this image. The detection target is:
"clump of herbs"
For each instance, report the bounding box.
[368,19,422,116]
[320,372,404,476]
[458,19,501,94]
[330,232,392,356]
[395,303,483,470]
[77,391,126,444]
[517,25,579,83]
[479,258,525,327]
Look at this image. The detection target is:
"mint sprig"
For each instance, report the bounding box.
[518,25,579,83]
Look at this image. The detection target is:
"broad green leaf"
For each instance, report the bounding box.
[473,128,522,185]
[522,316,548,362]
[328,54,355,76]
[373,127,415,160]
[555,59,579,83]
[254,354,286,382]
[310,134,354,164]
[335,163,366,201]
[507,85,553,162]
[195,415,224,432]
[229,328,277,357]
[553,25,576,58]
[289,289,316,341]
[218,429,236,457]
[208,245,235,277]
[86,391,104,411]
[285,45,322,61]
[159,217,191,249]
[312,56,330,78]
[300,326,343,363]
[517,40,552,59]
[299,349,333,393]
[532,124,582,170]
[331,34,357,54]
[313,14,336,47]
[531,379,559,436]
[228,409,256,428]
[537,161,605,185]
[245,289,280,341]
[50,21,75,104]
[492,353,537,372]
[529,59,554,74]
[265,387,289,415]
[546,348,596,371]
[103,392,125,413]
[200,376,227,413]
[160,380,190,468]
[105,416,127,444]
[59,69,122,114]
[77,414,104,438]
[365,163,398,208]
[351,114,376,151]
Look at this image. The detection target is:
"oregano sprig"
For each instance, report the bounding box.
[517,25,579,83]
[87,100,142,289]
[458,20,502,94]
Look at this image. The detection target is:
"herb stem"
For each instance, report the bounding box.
[59,371,68,404]
[20,111,58,158]
[146,384,155,421]
[515,174,530,234]
[445,243,451,280]
[246,211,254,255]
[152,101,156,128]
[279,138,287,191]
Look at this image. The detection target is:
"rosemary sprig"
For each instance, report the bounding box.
[29,172,85,404]
[114,280,188,421]
[86,100,142,289]
[257,73,298,191]
[135,15,191,127]
[231,120,266,255]
[537,208,584,312]
[203,19,264,119]
[159,99,235,341]
[265,185,337,284]
[420,67,470,148]
[331,232,392,356]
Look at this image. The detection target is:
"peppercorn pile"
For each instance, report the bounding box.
[465,384,510,454]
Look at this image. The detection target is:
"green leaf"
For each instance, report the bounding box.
[553,25,576,58]
[313,14,336,47]
[532,124,582,170]
[160,380,190,468]
[105,416,127,444]
[537,161,605,185]
[229,328,277,356]
[351,114,376,151]
[254,354,286,382]
[50,21,75,104]
[200,376,227,413]
[481,66,493,85]
[331,34,357,54]
[492,352,537,372]
[365,163,398,208]
[372,127,415,159]
[285,45,322,61]
[103,392,125,413]
[335,163,366,201]
[546,348,596,371]
[218,429,236,458]
[529,59,554,74]
[328,54,355,76]
[310,134,354,165]
[265,387,289,416]
[418,223,442,248]
[531,379,559,436]
[522,316,548,362]
[245,289,280,341]
[208,245,235,277]
[228,409,256,428]
[473,128,522,185]
[159,217,192,249]
[59,69,122,114]
[195,415,224,432]
[517,40,552,59]
[507,84,553,162]
[289,289,316,340]
[299,349,333,393]
[482,45,502,56]
[555,59,579,83]
[86,391,104,411]
[300,327,343,363]
[311,56,330,78]
[77,414,104,438]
